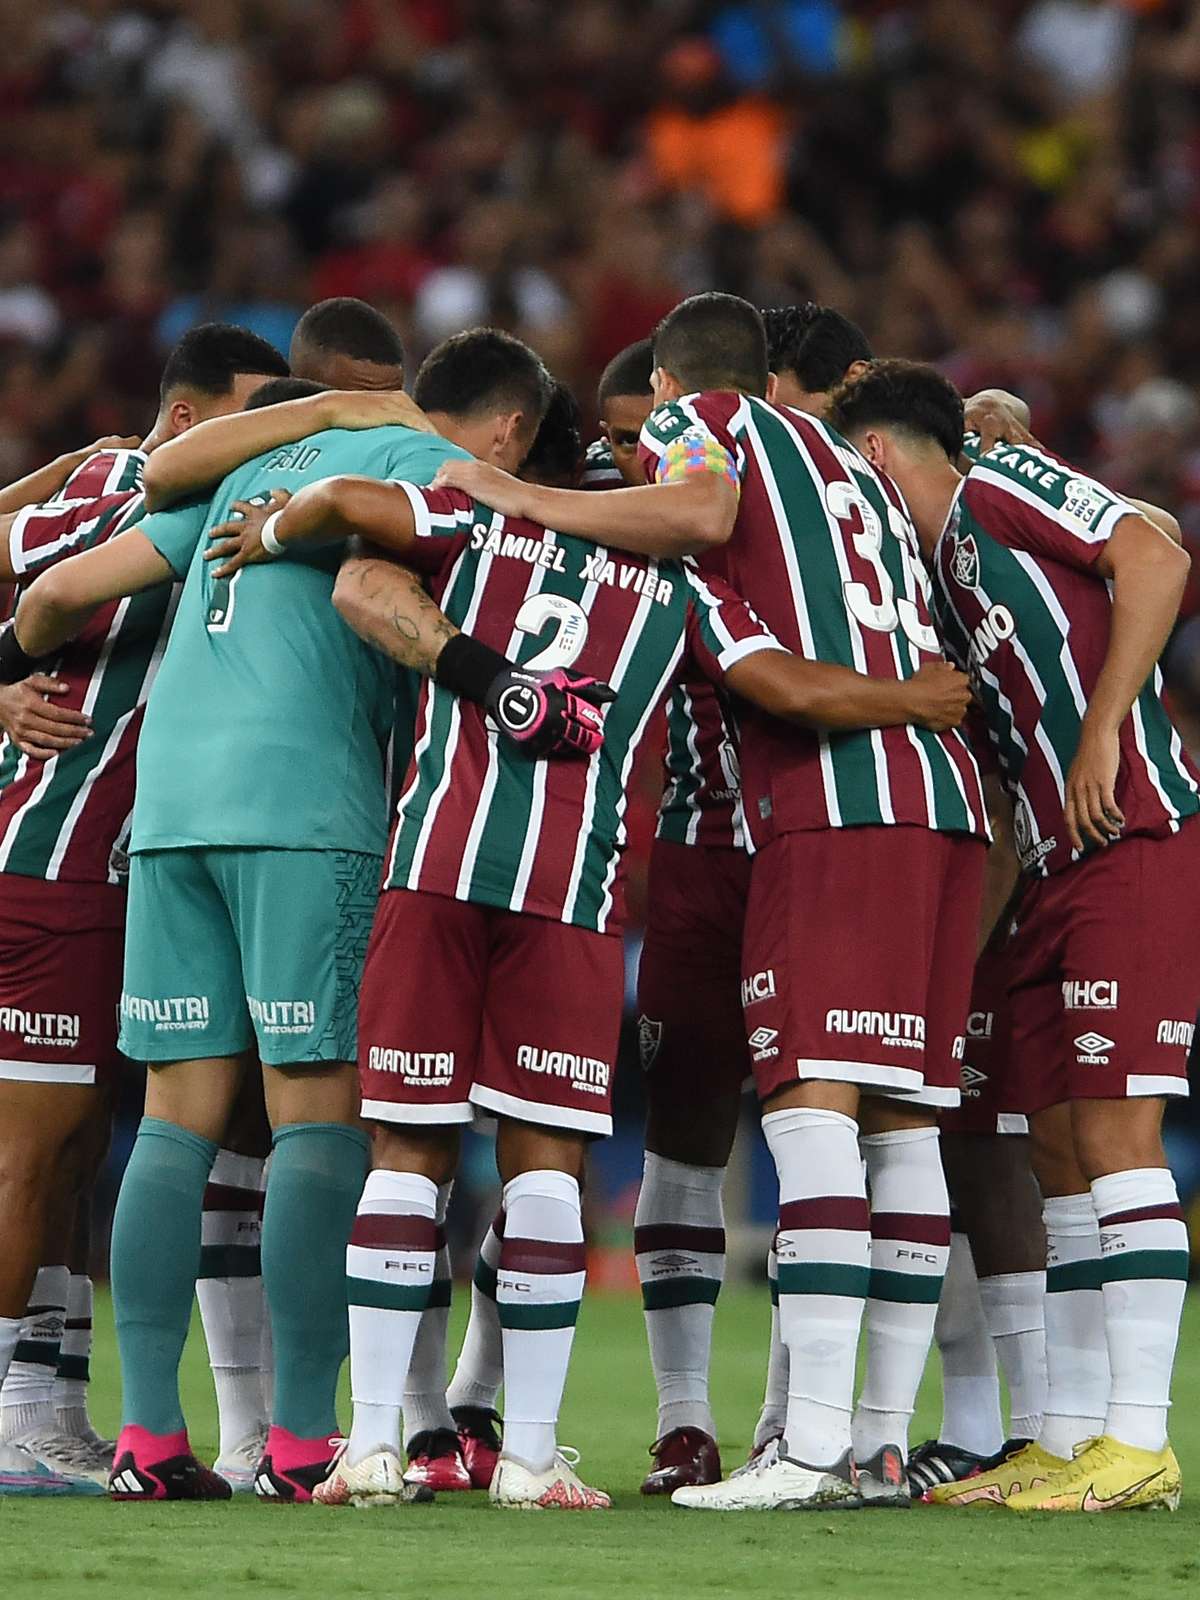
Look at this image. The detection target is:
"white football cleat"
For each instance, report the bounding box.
[672,1448,861,1511]
[729,1434,781,1479]
[489,1448,610,1510]
[311,1441,432,1508]
[215,1424,270,1493]
[9,1428,111,1488]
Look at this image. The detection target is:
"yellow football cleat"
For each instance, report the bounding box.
[925,1441,1068,1507]
[1005,1435,1181,1514]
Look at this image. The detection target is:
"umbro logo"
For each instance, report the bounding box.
[960,1064,988,1097]
[748,1027,779,1061]
[1074,1031,1115,1064]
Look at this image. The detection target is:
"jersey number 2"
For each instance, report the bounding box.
[826,482,939,652]
[515,593,589,671]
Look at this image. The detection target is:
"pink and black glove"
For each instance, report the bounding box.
[435,635,615,760]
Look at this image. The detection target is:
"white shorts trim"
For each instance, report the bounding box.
[997,1113,1030,1135]
[469,1083,612,1137]
[901,1084,961,1109]
[792,1058,924,1095]
[0,1059,97,1085]
[360,1097,475,1126]
[1126,1074,1190,1100]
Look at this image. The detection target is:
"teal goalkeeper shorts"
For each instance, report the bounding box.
[119,847,382,1066]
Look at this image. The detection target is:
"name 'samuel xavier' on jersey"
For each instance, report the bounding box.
[0,447,164,884]
[583,435,746,851]
[932,439,1200,876]
[639,392,988,849]
[382,481,779,934]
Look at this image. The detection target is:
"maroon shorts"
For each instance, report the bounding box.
[358,888,624,1137]
[940,941,1032,1136]
[1007,825,1200,1106]
[636,839,752,1103]
[741,826,986,1107]
[0,876,125,1086]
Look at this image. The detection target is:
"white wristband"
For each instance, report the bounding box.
[260,509,285,557]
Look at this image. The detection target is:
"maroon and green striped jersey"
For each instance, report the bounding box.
[583,436,745,849]
[0,449,174,884]
[382,482,780,933]
[932,441,1200,876]
[640,394,988,850]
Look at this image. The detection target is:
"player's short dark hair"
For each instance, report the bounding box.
[520,381,585,485]
[827,359,964,463]
[291,297,406,367]
[762,303,874,392]
[159,324,289,401]
[413,328,553,423]
[597,339,653,405]
[652,293,769,397]
[244,377,329,410]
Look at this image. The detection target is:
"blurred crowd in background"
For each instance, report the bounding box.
[7,0,1200,1248]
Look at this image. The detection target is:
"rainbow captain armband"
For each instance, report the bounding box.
[655,428,741,493]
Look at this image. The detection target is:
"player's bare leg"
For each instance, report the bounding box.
[849,1097,950,1505]
[675,1079,865,1512]
[635,1084,739,1495]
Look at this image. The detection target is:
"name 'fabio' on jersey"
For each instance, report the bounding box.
[932,442,1200,876]
[640,393,988,848]
[0,449,172,884]
[383,483,778,933]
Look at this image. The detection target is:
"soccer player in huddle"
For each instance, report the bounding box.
[0,324,290,1497]
[435,293,990,1509]
[831,360,1198,1513]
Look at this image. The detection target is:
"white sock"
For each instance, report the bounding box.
[754,1246,788,1448]
[977,1270,1047,1441]
[936,1232,1004,1457]
[497,1170,586,1473]
[345,1170,438,1466]
[0,1316,21,1393]
[1092,1168,1188,1453]
[1,1264,68,1439]
[634,1153,725,1438]
[403,1181,457,1445]
[54,1273,96,1435]
[763,1106,870,1469]
[446,1213,504,1414]
[197,1149,267,1454]
[854,1127,950,1461]
[1040,1193,1109,1459]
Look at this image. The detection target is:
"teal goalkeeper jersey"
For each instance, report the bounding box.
[132,425,467,855]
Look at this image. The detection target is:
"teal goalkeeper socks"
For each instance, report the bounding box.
[262,1122,368,1440]
[111,1116,218,1435]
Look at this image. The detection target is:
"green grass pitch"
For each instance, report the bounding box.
[6,1288,1200,1599]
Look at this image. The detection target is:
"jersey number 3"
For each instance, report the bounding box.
[826,482,939,652]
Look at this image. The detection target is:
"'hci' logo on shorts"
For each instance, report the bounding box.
[120,994,209,1032]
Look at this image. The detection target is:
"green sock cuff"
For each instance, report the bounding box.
[271,1121,369,1155]
[138,1116,219,1168]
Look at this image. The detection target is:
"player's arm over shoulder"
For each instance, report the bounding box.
[13,527,176,657]
[272,475,471,566]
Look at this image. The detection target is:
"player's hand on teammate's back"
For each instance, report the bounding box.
[321,389,437,435]
[904,660,973,732]
[0,675,91,760]
[1063,723,1125,851]
[433,457,532,517]
[206,490,291,578]
[963,392,1037,455]
[486,666,616,759]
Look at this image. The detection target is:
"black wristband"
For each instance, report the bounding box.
[434,632,513,708]
[0,620,45,685]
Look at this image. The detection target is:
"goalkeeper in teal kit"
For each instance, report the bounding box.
[4,332,607,1502]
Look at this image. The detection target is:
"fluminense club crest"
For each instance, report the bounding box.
[952,534,980,589]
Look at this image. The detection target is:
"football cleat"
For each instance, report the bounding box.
[311,1441,434,1508]
[672,1447,861,1511]
[0,1438,104,1496]
[108,1426,231,1501]
[254,1426,341,1503]
[490,1448,610,1510]
[908,1440,998,1497]
[1005,1436,1181,1514]
[452,1405,503,1490]
[856,1443,910,1508]
[8,1428,112,1488]
[215,1424,270,1493]
[55,1414,116,1469]
[925,1440,1065,1507]
[729,1434,781,1480]
[405,1428,473,1492]
[640,1427,722,1496]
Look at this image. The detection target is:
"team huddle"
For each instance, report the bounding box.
[0,289,1195,1516]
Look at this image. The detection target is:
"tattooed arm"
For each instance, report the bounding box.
[332,551,459,675]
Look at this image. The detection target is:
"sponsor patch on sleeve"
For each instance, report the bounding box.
[1061,477,1117,535]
